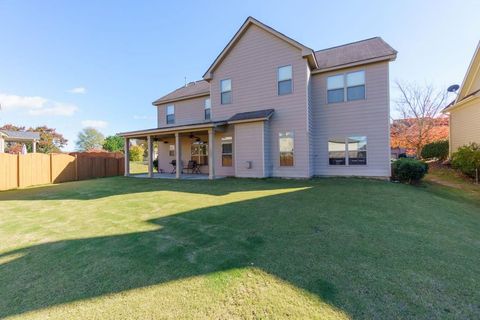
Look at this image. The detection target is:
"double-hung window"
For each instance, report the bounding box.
[327,70,365,103]
[166,104,175,124]
[221,136,233,167]
[279,132,294,166]
[328,136,367,165]
[169,145,175,157]
[278,65,292,95]
[220,79,232,104]
[204,98,211,120]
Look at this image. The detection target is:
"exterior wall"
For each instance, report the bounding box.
[234,122,265,177]
[157,96,210,127]
[311,62,391,177]
[156,135,209,174]
[450,98,480,152]
[263,121,272,176]
[214,126,235,177]
[210,24,310,178]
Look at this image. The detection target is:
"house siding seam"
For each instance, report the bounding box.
[311,62,391,177]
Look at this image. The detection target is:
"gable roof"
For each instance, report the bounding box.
[152,80,210,105]
[313,37,397,73]
[443,41,480,113]
[203,16,318,80]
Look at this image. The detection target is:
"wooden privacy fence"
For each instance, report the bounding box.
[0,152,125,191]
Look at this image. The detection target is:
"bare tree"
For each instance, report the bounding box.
[393,81,449,158]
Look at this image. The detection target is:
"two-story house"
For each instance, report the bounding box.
[119,17,397,179]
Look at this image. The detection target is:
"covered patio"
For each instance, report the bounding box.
[118,121,227,180]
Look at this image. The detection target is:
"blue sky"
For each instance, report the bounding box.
[0,0,479,150]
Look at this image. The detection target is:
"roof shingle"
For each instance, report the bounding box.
[152,80,210,105]
[228,109,274,122]
[0,130,40,140]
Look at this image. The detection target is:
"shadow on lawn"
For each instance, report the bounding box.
[0,178,478,318]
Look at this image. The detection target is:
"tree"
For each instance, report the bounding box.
[0,124,67,153]
[392,81,448,157]
[76,127,105,151]
[103,135,124,152]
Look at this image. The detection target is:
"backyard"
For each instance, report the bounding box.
[0,176,479,319]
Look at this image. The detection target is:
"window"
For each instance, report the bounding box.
[278,65,292,95]
[191,141,208,165]
[327,75,345,103]
[327,70,365,103]
[169,145,175,157]
[166,104,175,124]
[328,138,346,165]
[328,136,367,165]
[204,98,211,120]
[221,136,233,166]
[279,132,294,166]
[347,71,365,101]
[220,79,232,104]
[348,136,367,165]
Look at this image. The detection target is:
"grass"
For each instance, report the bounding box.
[0,177,479,319]
[426,163,480,199]
[129,161,148,174]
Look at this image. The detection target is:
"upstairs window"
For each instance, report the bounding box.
[221,136,233,167]
[279,132,294,166]
[204,98,211,120]
[220,79,232,104]
[346,71,365,101]
[327,75,345,103]
[327,70,366,103]
[166,104,175,124]
[278,65,292,95]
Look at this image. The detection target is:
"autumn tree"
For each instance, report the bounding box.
[392,81,449,157]
[0,124,67,153]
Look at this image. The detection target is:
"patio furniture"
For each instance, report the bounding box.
[169,160,177,174]
[183,160,201,174]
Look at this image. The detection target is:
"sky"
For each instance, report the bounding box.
[0,0,479,151]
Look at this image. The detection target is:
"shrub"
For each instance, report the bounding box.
[392,158,428,184]
[451,143,480,178]
[153,158,159,172]
[129,145,144,161]
[421,140,449,160]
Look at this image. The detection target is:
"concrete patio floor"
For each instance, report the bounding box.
[130,173,222,180]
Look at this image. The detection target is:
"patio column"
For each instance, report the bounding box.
[32,140,37,153]
[124,137,130,176]
[0,136,4,153]
[208,128,215,180]
[147,135,153,178]
[175,132,181,179]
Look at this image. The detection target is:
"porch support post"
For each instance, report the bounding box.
[0,136,4,153]
[32,140,37,153]
[147,135,153,178]
[208,128,215,180]
[124,137,130,176]
[175,132,181,179]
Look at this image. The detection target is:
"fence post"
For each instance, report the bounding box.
[50,153,53,183]
[75,154,78,181]
[17,154,20,188]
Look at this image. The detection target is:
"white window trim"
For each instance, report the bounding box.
[221,137,233,167]
[277,65,293,96]
[204,98,211,120]
[326,70,366,104]
[166,104,175,124]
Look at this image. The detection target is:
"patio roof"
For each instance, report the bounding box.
[0,130,40,142]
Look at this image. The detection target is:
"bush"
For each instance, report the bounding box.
[129,145,144,161]
[451,143,480,178]
[392,158,428,184]
[421,140,449,160]
[153,158,159,172]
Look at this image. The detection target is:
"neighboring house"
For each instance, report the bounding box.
[0,130,40,153]
[119,17,397,179]
[443,41,480,155]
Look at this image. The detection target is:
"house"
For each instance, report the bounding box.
[443,41,480,155]
[118,17,397,179]
[0,130,40,153]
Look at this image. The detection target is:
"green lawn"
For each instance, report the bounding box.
[0,177,479,319]
[129,161,148,174]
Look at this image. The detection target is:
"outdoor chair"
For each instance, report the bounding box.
[183,160,201,174]
[169,160,177,174]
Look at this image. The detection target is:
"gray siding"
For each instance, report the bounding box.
[311,62,391,177]
[210,24,310,178]
[157,96,210,127]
